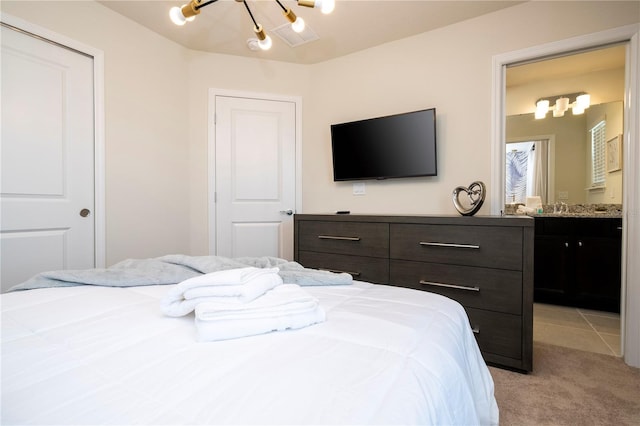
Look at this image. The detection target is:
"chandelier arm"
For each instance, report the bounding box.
[274,0,287,12]
[241,0,259,28]
[194,0,220,10]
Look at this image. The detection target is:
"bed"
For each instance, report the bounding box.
[1,255,499,425]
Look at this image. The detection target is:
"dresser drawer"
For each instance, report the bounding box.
[298,251,389,284]
[390,224,523,270]
[298,221,389,258]
[466,308,522,360]
[389,260,522,315]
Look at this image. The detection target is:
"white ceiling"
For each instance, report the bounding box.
[99,0,525,64]
[98,0,626,110]
[507,45,627,88]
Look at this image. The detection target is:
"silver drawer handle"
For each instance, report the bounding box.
[318,235,361,241]
[419,280,480,292]
[320,268,361,277]
[419,242,480,249]
[471,327,480,334]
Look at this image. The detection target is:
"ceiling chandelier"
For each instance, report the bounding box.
[534,92,591,119]
[169,0,335,51]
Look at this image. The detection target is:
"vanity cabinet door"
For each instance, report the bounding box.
[534,234,572,303]
[573,235,621,312]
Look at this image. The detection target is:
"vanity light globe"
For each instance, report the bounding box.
[536,99,550,110]
[576,94,591,110]
[291,17,305,33]
[535,99,549,119]
[555,96,570,112]
[534,109,546,119]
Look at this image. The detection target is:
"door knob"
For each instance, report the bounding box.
[279,209,294,216]
[79,208,91,217]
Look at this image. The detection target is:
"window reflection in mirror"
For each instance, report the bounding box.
[505,140,548,204]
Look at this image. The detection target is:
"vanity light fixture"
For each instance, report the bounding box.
[169,0,334,50]
[535,92,591,119]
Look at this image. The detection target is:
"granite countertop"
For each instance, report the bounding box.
[534,212,622,218]
[504,203,622,218]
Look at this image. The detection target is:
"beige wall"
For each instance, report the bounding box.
[2,1,639,262]
[300,1,639,219]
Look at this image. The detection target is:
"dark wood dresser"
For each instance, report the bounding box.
[294,214,534,372]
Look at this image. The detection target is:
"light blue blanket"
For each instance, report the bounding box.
[9,255,352,291]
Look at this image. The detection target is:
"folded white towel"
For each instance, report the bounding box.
[195,284,326,342]
[160,267,282,317]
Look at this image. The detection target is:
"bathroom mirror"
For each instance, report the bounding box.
[504,45,625,208]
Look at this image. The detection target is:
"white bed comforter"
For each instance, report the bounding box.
[1,281,499,425]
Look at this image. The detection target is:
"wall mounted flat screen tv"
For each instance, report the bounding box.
[331,108,437,181]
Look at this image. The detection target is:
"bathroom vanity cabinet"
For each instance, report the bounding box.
[534,216,622,313]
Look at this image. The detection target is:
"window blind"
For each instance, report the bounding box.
[591,120,606,186]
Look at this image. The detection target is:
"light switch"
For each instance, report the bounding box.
[558,191,569,200]
[353,182,366,195]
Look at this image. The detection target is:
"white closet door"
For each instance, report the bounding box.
[1,25,95,292]
[215,95,296,260]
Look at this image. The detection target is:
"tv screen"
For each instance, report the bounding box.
[330,108,437,181]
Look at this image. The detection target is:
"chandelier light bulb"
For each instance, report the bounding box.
[291,16,305,33]
[253,24,273,50]
[170,6,188,25]
[317,0,335,14]
[170,1,200,25]
[258,35,273,50]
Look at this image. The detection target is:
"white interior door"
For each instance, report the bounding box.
[1,25,95,292]
[214,95,297,260]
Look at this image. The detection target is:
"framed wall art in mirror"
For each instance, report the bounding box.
[607,134,622,172]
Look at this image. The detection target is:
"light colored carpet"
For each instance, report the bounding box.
[490,342,640,425]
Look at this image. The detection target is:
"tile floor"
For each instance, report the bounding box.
[533,303,621,356]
